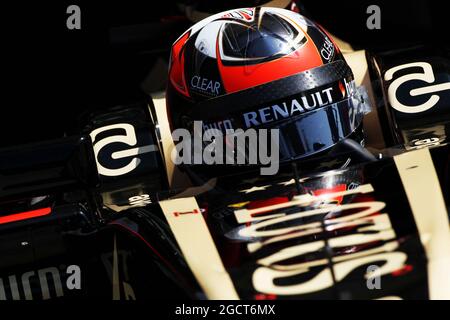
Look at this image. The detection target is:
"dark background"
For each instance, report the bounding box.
[0,0,446,147]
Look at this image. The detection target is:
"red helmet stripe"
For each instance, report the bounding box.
[169,31,191,97]
[217,39,323,94]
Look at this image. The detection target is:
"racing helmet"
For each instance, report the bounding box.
[166,7,370,168]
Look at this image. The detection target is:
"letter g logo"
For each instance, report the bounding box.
[90,123,157,177]
[384,62,450,113]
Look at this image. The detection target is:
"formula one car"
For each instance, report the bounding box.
[0,1,449,300]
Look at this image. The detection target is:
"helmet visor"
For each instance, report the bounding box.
[270,86,371,161]
[178,86,370,167]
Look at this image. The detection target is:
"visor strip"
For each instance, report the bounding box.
[191,60,353,119]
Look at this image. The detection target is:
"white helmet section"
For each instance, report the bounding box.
[173,7,311,50]
[192,8,310,62]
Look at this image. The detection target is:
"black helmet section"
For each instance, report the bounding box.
[166,7,372,181]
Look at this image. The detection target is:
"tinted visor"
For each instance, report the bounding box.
[271,87,370,161]
[188,86,370,165]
